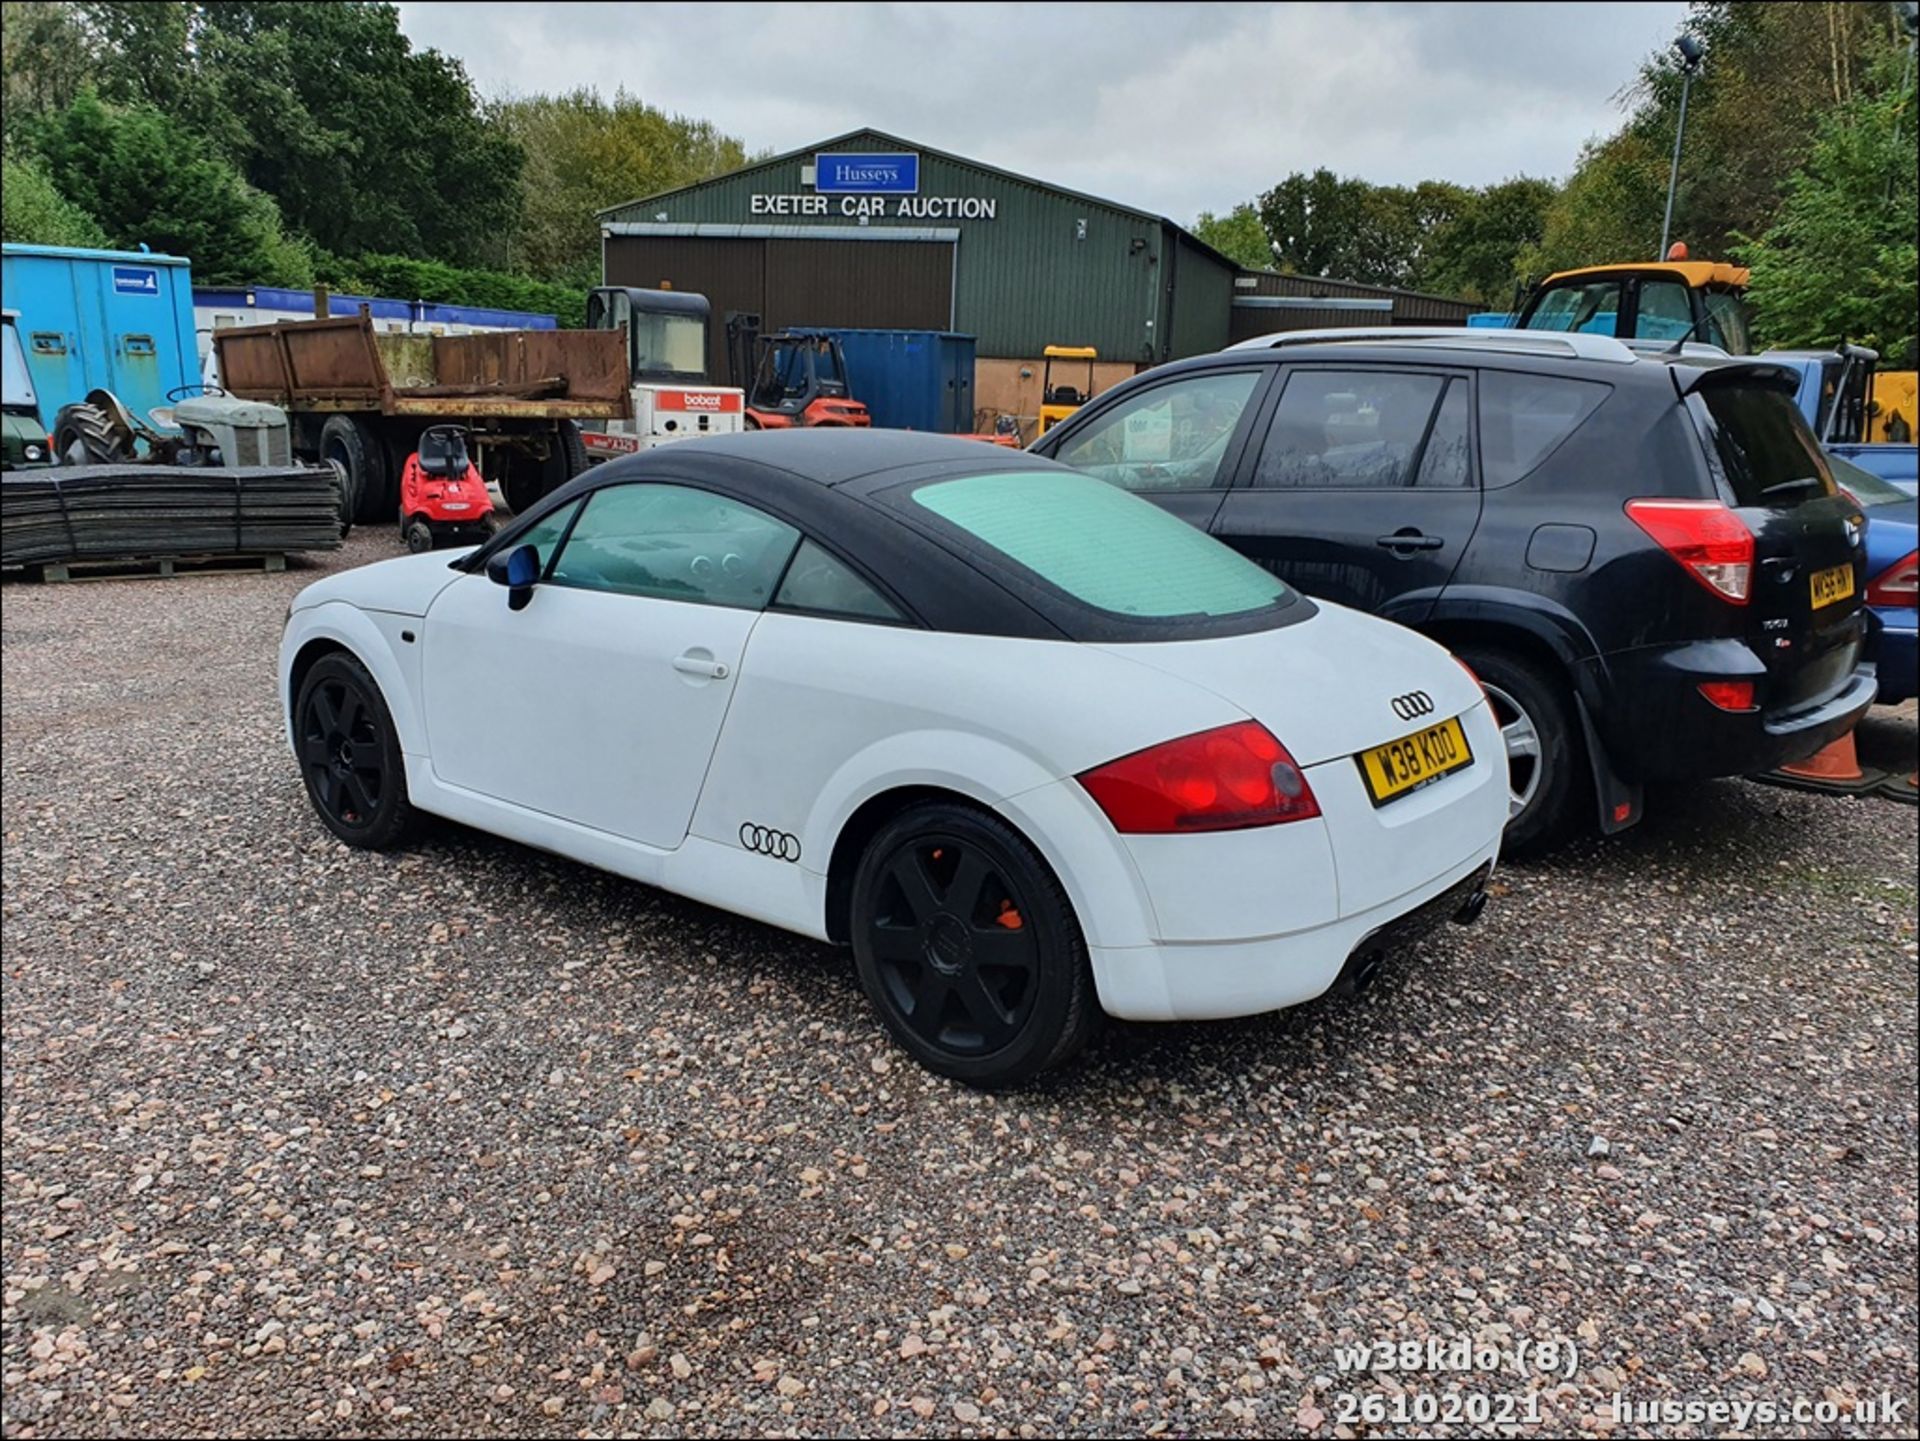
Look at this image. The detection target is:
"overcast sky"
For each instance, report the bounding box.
[395,1,1689,222]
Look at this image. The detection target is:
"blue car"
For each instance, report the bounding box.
[1833,455,1918,705]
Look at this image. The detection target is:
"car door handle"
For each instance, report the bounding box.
[1376,532,1445,552]
[672,653,730,680]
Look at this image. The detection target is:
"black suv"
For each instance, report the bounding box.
[1031,330,1877,853]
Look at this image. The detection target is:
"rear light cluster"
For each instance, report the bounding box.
[1697,680,1757,713]
[1626,498,1754,604]
[1078,721,1320,833]
[1866,550,1919,607]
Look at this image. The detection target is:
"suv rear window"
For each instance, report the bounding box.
[909,469,1293,620]
[1692,383,1835,507]
[1477,371,1610,486]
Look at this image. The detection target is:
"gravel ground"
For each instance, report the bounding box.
[4,533,1917,1439]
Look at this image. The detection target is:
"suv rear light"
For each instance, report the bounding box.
[1078,721,1320,833]
[1625,498,1754,604]
[1866,550,1919,606]
[1697,680,1757,712]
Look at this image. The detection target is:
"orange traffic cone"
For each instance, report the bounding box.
[1778,730,1866,781]
[1757,726,1886,796]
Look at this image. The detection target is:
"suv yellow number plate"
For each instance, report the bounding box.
[1358,716,1474,807]
[1810,564,1854,609]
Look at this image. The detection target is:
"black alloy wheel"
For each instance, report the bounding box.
[295,653,415,848]
[850,803,1096,1087]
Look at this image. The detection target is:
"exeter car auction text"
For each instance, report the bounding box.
[749,194,998,219]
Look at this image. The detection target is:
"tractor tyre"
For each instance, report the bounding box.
[52,402,133,465]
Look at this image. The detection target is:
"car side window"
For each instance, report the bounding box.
[1477,371,1611,487]
[1414,380,1473,488]
[510,501,581,575]
[1051,371,1260,492]
[546,483,801,608]
[773,539,904,622]
[1253,370,1448,489]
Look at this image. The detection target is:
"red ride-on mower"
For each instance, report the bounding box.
[398,425,496,552]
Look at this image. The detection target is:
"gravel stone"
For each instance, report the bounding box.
[2,534,1916,1436]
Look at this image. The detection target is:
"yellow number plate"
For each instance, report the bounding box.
[1809,564,1854,609]
[1358,716,1474,807]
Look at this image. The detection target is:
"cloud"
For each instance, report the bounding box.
[397,0,1687,221]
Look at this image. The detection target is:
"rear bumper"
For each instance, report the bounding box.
[1088,847,1498,1022]
[1867,606,1917,704]
[1594,640,1877,779]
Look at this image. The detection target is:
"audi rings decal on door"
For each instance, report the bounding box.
[739,823,802,862]
[1390,690,1436,721]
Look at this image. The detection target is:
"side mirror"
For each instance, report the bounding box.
[486,543,541,611]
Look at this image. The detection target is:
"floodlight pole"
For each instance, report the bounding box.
[1659,41,1702,260]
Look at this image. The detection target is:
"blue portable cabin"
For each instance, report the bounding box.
[786,328,978,433]
[193,286,559,350]
[0,244,199,426]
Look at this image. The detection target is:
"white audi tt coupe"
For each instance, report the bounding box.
[280,432,1506,1085]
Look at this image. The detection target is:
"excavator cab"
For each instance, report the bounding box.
[586,287,712,382]
[1514,249,1752,353]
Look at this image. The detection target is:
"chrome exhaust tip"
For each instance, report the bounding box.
[1331,947,1387,996]
[1452,887,1489,926]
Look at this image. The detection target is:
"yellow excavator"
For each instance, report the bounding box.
[1509,245,1916,439]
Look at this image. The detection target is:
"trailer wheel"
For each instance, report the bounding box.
[544,420,588,488]
[320,416,390,526]
[504,421,587,515]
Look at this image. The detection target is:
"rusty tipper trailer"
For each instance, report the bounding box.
[213,310,631,520]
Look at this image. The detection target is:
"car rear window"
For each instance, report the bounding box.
[1477,371,1610,486]
[909,469,1293,620]
[1692,383,1835,507]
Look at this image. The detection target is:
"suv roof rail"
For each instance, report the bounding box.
[1226,325,1642,365]
[1618,337,1732,359]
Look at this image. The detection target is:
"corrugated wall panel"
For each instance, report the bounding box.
[605,235,764,379]
[1169,235,1234,359]
[762,240,952,333]
[1235,270,1480,324]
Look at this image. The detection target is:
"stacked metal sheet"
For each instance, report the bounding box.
[1,464,343,568]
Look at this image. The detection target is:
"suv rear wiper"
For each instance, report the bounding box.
[1759,476,1823,497]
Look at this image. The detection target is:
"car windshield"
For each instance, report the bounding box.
[1828,452,1910,507]
[2,323,35,410]
[908,468,1294,621]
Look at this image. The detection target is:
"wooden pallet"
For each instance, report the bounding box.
[29,552,290,583]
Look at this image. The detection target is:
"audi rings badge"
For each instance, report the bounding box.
[1390,690,1436,722]
[739,823,801,863]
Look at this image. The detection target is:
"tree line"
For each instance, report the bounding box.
[1194,1,1916,363]
[0,1,751,320]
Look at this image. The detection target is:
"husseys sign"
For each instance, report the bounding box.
[747,151,999,221]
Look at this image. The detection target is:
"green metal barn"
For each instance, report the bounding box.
[597,128,1240,425]
[597,128,1478,430]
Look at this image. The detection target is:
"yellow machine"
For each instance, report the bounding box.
[1514,248,1753,351]
[1038,345,1097,435]
[1870,370,1918,444]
